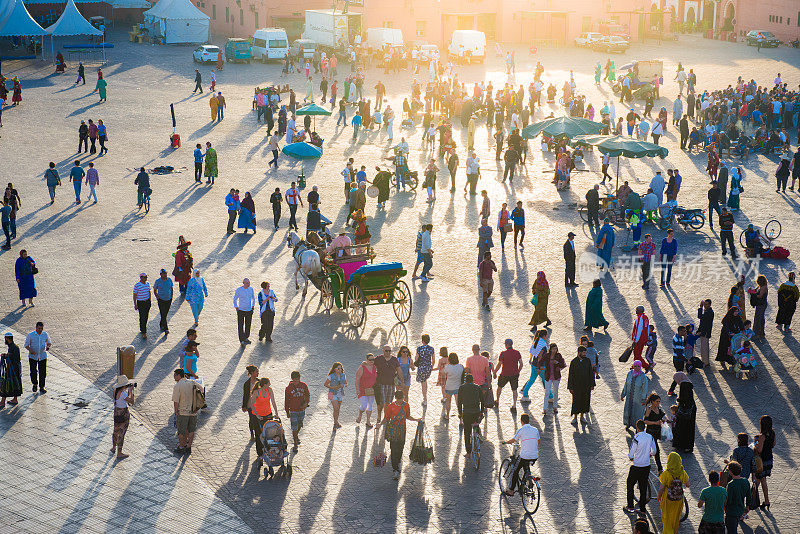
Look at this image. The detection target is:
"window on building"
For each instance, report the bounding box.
[254,12,258,27]
[383,21,394,28]
[212,4,216,19]
[416,20,426,37]
[582,16,591,32]
[225,6,229,22]
[797,11,800,26]
[240,8,243,25]
[779,16,783,23]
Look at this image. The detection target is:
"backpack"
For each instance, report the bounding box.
[190,381,206,413]
[666,477,685,501]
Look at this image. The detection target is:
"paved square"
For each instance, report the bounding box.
[1,32,799,533]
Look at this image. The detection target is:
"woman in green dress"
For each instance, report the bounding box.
[528,271,551,331]
[584,279,610,332]
[606,59,615,83]
[95,78,107,102]
[204,142,218,184]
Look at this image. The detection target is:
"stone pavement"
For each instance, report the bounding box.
[1,32,800,532]
[0,326,252,534]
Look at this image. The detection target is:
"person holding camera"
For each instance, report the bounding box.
[112,375,135,460]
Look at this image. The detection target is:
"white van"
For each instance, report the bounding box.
[366,27,404,49]
[252,28,289,61]
[448,30,486,63]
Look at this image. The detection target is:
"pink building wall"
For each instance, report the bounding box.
[728,0,800,42]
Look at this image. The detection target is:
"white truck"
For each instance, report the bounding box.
[301,9,362,54]
[366,27,403,49]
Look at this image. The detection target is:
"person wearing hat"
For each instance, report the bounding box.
[0,332,22,407]
[153,269,174,336]
[133,273,151,339]
[112,375,134,459]
[173,236,193,294]
[564,232,577,288]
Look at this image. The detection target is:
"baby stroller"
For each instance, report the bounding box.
[260,418,291,478]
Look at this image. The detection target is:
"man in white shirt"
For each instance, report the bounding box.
[465,152,480,195]
[285,181,303,231]
[25,321,51,393]
[419,224,434,281]
[649,171,665,205]
[502,414,540,496]
[233,278,256,344]
[624,419,656,514]
[133,273,151,339]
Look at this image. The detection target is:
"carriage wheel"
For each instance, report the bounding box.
[392,281,412,323]
[321,279,334,311]
[739,229,747,249]
[765,219,781,240]
[346,284,366,327]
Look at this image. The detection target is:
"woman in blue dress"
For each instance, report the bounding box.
[15,249,37,306]
[397,345,414,402]
[595,219,615,270]
[727,166,742,211]
[238,192,257,233]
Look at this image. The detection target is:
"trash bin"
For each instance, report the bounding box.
[171,133,181,149]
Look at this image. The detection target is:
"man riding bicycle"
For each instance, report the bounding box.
[502,413,540,496]
[134,167,151,208]
[457,373,485,460]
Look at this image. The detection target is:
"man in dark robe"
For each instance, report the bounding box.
[568,346,595,424]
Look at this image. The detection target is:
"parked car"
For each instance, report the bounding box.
[592,35,630,53]
[224,38,252,63]
[193,45,222,64]
[745,30,781,47]
[290,38,317,60]
[575,32,603,48]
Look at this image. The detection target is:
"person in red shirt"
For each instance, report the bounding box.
[493,339,523,412]
[478,251,497,310]
[284,370,310,450]
[382,390,419,480]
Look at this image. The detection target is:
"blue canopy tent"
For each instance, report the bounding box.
[0,0,48,59]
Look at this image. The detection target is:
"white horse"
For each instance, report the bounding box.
[287,231,323,297]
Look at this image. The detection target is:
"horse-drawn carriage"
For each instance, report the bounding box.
[289,234,412,327]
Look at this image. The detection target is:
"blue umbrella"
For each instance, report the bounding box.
[282,142,322,159]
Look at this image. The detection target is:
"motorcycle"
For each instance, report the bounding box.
[656,205,705,231]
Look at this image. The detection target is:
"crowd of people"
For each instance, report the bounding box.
[3,34,797,534]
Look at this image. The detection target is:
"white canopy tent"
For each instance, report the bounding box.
[45,0,105,63]
[143,0,208,44]
[0,0,48,61]
[0,0,47,37]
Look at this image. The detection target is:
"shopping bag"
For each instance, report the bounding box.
[409,421,434,464]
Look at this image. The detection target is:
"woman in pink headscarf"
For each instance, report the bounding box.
[528,271,551,331]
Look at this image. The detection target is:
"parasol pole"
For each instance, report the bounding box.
[616,155,620,193]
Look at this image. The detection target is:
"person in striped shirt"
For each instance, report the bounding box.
[133,273,151,339]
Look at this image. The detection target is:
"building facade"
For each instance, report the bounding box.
[186,0,799,46]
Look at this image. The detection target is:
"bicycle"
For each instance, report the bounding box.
[498,446,541,514]
[471,421,482,470]
[632,459,689,522]
[579,195,621,225]
[739,219,781,249]
[138,187,151,214]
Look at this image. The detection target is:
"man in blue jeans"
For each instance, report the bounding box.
[193,144,204,183]
[419,224,433,281]
[659,229,677,287]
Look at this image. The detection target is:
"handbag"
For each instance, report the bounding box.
[619,344,633,362]
[530,293,539,306]
[29,261,39,275]
[503,223,513,233]
[754,453,764,475]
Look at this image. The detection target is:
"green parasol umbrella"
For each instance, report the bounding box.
[521,116,606,140]
[571,134,669,191]
[295,103,332,131]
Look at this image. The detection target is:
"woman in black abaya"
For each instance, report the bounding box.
[672,381,696,453]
